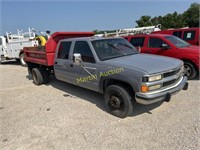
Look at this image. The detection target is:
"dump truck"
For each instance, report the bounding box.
[24,32,188,118]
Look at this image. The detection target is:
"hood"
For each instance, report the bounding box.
[104,54,183,74]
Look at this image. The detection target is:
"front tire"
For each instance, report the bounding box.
[184,61,197,79]
[104,85,133,118]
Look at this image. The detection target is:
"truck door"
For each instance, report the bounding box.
[143,37,173,57]
[54,40,98,91]
[54,41,74,83]
[71,41,98,91]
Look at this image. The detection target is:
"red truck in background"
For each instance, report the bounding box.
[125,34,199,79]
[152,28,199,45]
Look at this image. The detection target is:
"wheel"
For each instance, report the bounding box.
[104,85,133,118]
[19,53,27,66]
[41,69,50,84]
[184,61,197,79]
[32,68,43,85]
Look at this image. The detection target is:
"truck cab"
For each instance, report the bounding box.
[125,34,199,79]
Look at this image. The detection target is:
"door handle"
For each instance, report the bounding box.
[55,61,58,64]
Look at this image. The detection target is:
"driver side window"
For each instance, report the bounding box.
[148,37,167,48]
[73,41,95,63]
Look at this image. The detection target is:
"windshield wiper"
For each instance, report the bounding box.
[104,42,127,56]
[118,42,133,49]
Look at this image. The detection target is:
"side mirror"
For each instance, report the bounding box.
[161,44,170,50]
[73,53,82,65]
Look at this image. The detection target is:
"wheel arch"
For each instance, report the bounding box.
[100,78,136,96]
[182,59,198,71]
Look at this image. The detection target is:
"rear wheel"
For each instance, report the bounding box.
[41,69,50,84]
[32,68,43,85]
[184,61,197,79]
[104,85,133,118]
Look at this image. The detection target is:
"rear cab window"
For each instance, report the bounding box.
[183,31,195,40]
[57,41,72,59]
[130,37,145,47]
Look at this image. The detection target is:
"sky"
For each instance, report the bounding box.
[0,0,199,35]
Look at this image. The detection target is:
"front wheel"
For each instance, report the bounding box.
[184,61,197,79]
[104,85,133,118]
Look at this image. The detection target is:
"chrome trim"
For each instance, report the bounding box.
[135,76,188,105]
[142,76,183,95]
[141,65,184,92]
[143,73,181,87]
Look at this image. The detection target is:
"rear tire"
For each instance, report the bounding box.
[104,85,133,118]
[32,68,43,85]
[19,53,27,66]
[184,61,197,79]
[41,69,50,84]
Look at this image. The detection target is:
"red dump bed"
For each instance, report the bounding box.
[24,32,94,66]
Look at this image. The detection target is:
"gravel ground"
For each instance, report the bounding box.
[0,61,199,150]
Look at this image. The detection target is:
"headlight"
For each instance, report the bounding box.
[143,74,162,82]
[149,75,162,82]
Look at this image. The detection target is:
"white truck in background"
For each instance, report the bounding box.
[0,28,38,66]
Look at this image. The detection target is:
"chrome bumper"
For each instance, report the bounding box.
[135,76,188,105]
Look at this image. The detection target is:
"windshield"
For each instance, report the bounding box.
[165,35,191,48]
[92,38,139,61]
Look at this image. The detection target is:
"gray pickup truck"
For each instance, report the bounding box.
[25,33,188,118]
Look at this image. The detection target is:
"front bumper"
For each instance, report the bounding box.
[135,76,188,105]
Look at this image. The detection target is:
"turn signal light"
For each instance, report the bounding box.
[141,85,149,92]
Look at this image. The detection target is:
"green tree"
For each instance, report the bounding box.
[93,29,99,34]
[135,16,153,27]
[160,12,185,29]
[135,3,199,29]
[183,3,200,27]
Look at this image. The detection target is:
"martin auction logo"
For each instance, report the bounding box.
[76,67,124,84]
